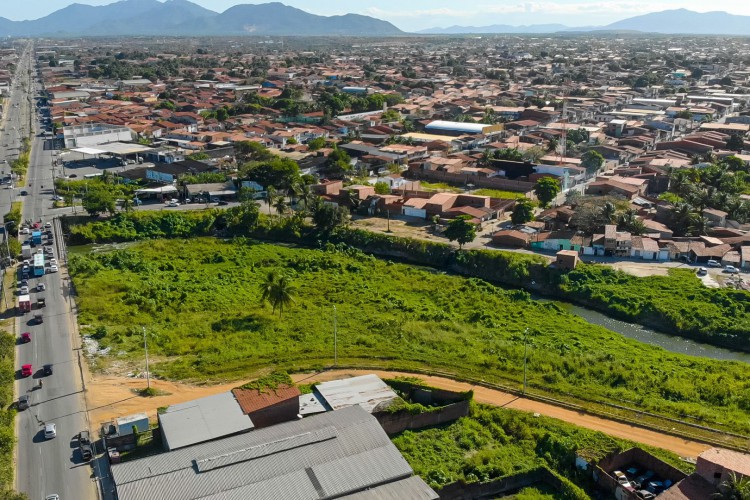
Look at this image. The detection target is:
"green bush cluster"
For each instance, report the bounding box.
[0,331,18,491]
[69,239,750,434]
[393,403,689,494]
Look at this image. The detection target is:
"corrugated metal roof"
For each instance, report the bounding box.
[112,405,431,500]
[315,374,397,413]
[158,392,253,451]
[341,476,439,499]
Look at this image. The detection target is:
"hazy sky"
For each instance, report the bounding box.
[8,0,750,30]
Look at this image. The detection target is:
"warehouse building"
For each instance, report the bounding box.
[424,120,504,138]
[111,405,438,500]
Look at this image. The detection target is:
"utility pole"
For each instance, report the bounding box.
[142,327,151,389]
[333,305,337,367]
[523,328,529,395]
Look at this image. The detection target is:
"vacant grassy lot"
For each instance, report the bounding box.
[69,238,750,434]
[393,403,691,494]
[473,188,528,200]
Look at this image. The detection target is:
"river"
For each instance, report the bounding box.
[554,301,750,364]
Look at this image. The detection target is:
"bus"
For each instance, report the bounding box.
[33,253,45,277]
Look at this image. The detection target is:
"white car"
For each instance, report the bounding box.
[724,265,739,274]
[49,265,58,273]
[44,222,52,229]
[20,286,29,294]
[45,495,60,500]
[49,258,57,266]
[44,423,56,439]
[37,283,45,292]
[21,227,30,235]
[167,201,180,207]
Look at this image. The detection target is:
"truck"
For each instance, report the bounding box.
[21,244,31,259]
[31,231,42,245]
[18,294,31,313]
[78,430,94,461]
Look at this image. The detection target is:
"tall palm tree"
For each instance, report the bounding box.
[259,271,295,318]
[264,185,276,215]
[297,183,316,214]
[689,214,710,236]
[601,201,617,224]
[273,195,288,216]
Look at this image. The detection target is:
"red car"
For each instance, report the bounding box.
[20,332,30,343]
[21,364,32,377]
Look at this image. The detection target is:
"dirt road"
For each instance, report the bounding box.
[86,368,711,458]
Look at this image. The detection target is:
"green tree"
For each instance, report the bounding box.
[264,185,277,215]
[444,215,477,249]
[216,107,229,122]
[567,128,590,144]
[312,201,349,233]
[259,271,295,318]
[236,141,274,162]
[241,157,300,190]
[533,177,561,208]
[273,195,288,216]
[676,109,693,120]
[581,150,605,174]
[522,145,546,163]
[82,188,116,216]
[374,182,390,195]
[727,134,745,152]
[511,198,535,225]
[186,152,209,161]
[307,137,327,151]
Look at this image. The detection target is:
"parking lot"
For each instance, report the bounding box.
[57,151,147,179]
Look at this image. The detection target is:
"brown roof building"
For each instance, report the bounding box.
[231,384,301,429]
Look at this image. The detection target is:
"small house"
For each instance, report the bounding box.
[556,250,579,270]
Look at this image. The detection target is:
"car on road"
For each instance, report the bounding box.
[36,283,45,292]
[49,258,57,266]
[44,222,51,229]
[217,200,229,206]
[49,265,58,273]
[33,314,43,324]
[19,285,29,295]
[167,201,180,207]
[21,364,32,377]
[20,332,30,343]
[724,265,739,274]
[45,495,59,500]
[707,259,721,267]
[44,423,56,439]
[42,364,53,376]
[17,394,29,411]
[21,227,29,235]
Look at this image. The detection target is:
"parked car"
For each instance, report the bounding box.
[19,285,29,295]
[19,190,27,196]
[33,314,43,324]
[614,471,634,490]
[636,471,655,486]
[17,394,29,411]
[637,490,656,499]
[646,481,665,494]
[44,222,51,229]
[167,201,180,208]
[48,265,58,273]
[707,259,721,267]
[49,258,57,266]
[724,265,739,274]
[21,364,32,377]
[217,200,229,206]
[37,283,45,292]
[44,423,57,439]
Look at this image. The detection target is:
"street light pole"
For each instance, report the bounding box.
[142,327,151,389]
[333,305,337,367]
[523,327,529,395]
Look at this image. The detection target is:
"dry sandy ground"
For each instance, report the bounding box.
[85,368,710,458]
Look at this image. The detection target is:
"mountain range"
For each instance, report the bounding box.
[420,9,750,36]
[1,3,750,37]
[0,0,403,37]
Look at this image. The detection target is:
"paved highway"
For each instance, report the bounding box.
[12,42,98,500]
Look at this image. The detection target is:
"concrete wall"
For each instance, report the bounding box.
[248,398,300,429]
[596,447,687,497]
[374,400,469,436]
[438,467,570,499]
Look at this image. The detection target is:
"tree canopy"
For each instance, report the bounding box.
[444,215,477,249]
[533,177,561,208]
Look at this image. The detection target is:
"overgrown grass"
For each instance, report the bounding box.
[69,238,750,435]
[419,182,463,193]
[393,403,692,492]
[474,188,529,200]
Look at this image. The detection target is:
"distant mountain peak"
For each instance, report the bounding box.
[0,1,402,37]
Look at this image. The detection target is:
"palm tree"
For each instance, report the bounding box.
[259,271,295,318]
[298,183,317,214]
[712,472,750,500]
[689,214,710,236]
[601,201,617,224]
[264,185,276,215]
[273,195,288,216]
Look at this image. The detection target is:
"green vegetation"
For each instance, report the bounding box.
[474,188,527,200]
[0,331,23,498]
[444,215,477,249]
[69,238,750,434]
[237,371,293,393]
[533,177,560,208]
[420,182,463,193]
[393,403,690,493]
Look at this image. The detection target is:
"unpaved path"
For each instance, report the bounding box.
[86,368,711,458]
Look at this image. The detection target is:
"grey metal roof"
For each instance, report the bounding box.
[315,375,397,413]
[158,392,253,451]
[113,405,429,500]
[341,476,439,500]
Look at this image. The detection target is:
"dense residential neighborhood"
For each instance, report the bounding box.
[1,2,750,500]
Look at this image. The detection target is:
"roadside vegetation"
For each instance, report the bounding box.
[0,330,25,500]
[394,403,691,493]
[69,238,750,435]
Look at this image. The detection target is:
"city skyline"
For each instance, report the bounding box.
[8,0,750,31]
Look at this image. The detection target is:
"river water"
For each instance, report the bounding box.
[553,301,750,364]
